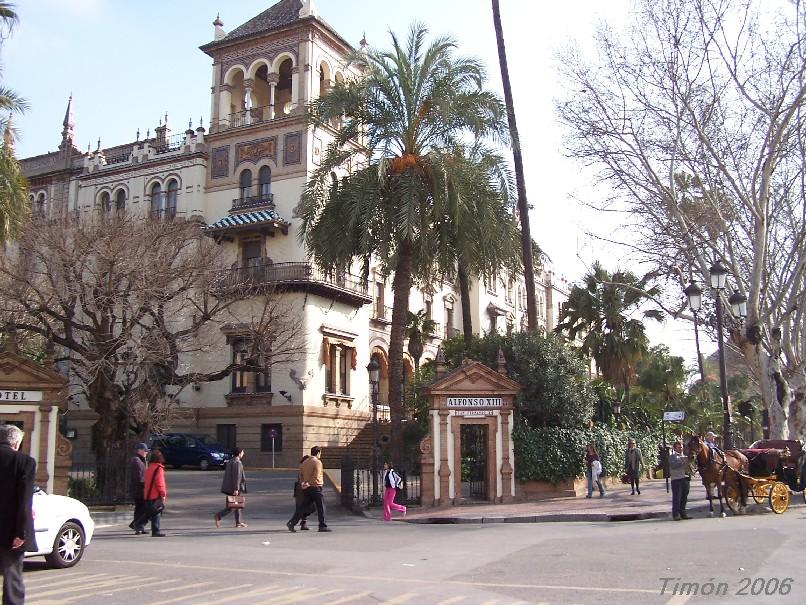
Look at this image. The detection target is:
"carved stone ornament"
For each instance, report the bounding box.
[235,137,276,166]
[419,436,433,455]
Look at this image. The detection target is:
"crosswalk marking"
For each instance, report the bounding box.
[480,601,500,605]
[195,584,295,604]
[33,578,179,605]
[436,598,466,604]
[28,575,146,601]
[255,587,342,604]
[380,594,418,604]
[144,584,253,605]
[323,591,373,604]
[25,573,107,589]
[157,580,213,593]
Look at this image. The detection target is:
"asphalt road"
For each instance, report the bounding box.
[20,470,806,605]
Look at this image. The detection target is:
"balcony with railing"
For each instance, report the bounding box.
[231,193,275,212]
[371,302,394,324]
[153,133,184,155]
[212,261,371,306]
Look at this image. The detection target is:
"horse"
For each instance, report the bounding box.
[686,435,750,517]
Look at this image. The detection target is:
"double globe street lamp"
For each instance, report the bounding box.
[685,261,747,450]
[366,357,381,505]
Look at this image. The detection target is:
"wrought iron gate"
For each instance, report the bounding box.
[460,424,487,500]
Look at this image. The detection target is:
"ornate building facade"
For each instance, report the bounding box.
[18,0,569,467]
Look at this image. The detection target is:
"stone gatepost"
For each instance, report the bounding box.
[419,354,520,506]
[0,335,70,494]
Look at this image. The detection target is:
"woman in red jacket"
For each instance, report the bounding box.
[141,448,167,537]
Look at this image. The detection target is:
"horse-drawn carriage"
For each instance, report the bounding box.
[728,440,806,514]
[688,436,805,516]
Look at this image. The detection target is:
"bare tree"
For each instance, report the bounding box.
[557,0,806,438]
[0,215,304,484]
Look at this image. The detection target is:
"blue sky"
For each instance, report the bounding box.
[2,0,704,364]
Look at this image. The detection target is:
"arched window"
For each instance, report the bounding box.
[258,166,271,201]
[166,179,179,220]
[115,190,126,218]
[100,192,111,215]
[150,183,162,218]
[239,169,252,200]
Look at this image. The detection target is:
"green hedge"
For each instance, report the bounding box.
[513,422,663,485]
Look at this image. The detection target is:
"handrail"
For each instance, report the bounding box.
[213,261,369,296]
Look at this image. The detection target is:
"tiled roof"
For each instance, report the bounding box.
[224,0,303,42]
[204,209,289,231]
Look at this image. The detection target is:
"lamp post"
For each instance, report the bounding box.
[366,357,380,506]
[708,260,734,449]
[683,282,706,384]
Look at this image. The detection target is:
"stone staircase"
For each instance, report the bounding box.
[321,421,392,469]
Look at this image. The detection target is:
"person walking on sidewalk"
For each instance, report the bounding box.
[584,444,605,498]
[291,455,314,531]
[215,447,247,529]
[0,424,37,605]
[138,448,167,537]
[382,461,407,521]
[286,446,331,532]
[669,440,692,520]
[624,439,645,495]
[127,442,148,535]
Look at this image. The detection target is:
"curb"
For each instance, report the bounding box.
[402,511,671,524]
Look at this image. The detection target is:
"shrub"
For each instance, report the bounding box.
[513,419,662,484]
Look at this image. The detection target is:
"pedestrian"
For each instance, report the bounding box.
[584,443,605,498]
[138,448,167,537]
[286,446,331,532]
[291,455,314,530]
[669,440,692,520]
[0,424,37,605]
[127,442,148,535]
[624,438,645,495]
[382,461,407,521]
[215,447,247,528]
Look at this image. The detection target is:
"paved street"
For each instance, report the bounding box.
[21,470,806,605]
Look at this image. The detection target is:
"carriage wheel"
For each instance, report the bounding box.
[768,482,790,514]
[725,485,739,513]
[752,482,769,504]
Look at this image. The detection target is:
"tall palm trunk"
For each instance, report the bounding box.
[457,260,473,352]
[388,240,414,464]
[492,0,537,331]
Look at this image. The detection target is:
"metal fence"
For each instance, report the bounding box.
[341,456,421,510]
[68,446,132,506]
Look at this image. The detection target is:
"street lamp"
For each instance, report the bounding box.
[684,282,706,383]
[708,260,734,449]
[366,357,380,505]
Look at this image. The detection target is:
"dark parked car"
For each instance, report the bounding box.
[149,433,231,470]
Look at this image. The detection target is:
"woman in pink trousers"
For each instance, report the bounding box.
[382,461,407,521]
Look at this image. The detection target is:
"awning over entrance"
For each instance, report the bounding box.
[204,209,289,235]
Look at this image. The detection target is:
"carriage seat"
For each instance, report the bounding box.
[739,448,789,476]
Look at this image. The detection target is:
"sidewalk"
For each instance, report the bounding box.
[367,478,801,524]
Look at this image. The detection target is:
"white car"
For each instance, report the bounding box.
[25,487,95,568]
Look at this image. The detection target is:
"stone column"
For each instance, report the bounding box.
[267,74,279,120]
[219,84,233,127]
[243,79,255,124]
[437,409,451,506]
[500,409,514,502]
[37,404,53,490]
[291,67,300,111]
[419,436,435,507]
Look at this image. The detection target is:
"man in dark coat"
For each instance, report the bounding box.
[127,443,149,535]
[0,424,38,605]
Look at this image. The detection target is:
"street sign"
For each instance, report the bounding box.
[663,411,685,422]
[269,428,278,439]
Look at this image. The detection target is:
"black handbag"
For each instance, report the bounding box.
[144,470,165,516]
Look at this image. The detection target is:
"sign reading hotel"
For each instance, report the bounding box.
[0,390,44,402]
[447,397,503,408]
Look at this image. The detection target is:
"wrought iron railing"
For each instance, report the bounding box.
[372,302,394,321]
[105,151,132,165]
[227,105,272,129]
[350,466,421,508]
[231,193,275,211]
[153,134,184,154]
[212,262,369,296]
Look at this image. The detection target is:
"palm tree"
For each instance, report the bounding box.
[0,1,29,244]
[406,310,437,374]
[555,262,662,397]
[436,143,522,350]
[491,0,538,331]
[300,24,508,461]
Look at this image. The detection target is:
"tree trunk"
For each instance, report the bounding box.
[458,261,473,352]
[741,327,790,439]
[388,240,414,465]
[492,0,537,331]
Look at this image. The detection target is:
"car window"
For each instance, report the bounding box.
[167,436,184,448]
[198,435,220,447]
[185,437,197,448]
